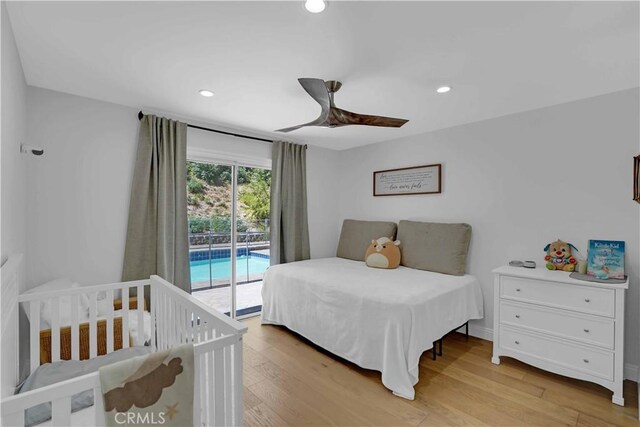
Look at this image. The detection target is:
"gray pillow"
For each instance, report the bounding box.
[397,220,471,276]
[336,219,397,261]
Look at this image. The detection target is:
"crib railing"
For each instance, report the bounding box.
[2,275,247,426]
[1,369,105,426]
[18,279,150,372]
[152,276,247,426]
[0,335,243,426]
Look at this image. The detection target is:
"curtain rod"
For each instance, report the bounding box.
[138,110,279,144]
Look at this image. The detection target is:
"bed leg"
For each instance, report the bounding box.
[432,342,437,360]
[465,322,469,340]
[438,339,443,356]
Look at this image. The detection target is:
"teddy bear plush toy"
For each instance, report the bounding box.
[544,239,578,272]
[365,237,401,269]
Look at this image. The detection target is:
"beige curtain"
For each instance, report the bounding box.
[270,141,310,265]
[122,114,191,293]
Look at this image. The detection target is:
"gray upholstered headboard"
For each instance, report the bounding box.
[336,219,397,261]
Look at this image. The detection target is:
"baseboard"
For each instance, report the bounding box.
[453,323,493,341]
[625,363,639,382]
[458,324,639,382]
[467,324,494,341]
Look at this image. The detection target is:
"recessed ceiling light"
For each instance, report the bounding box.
[199,89,214,97]
[305,0,326,13]
[436,86,452,94]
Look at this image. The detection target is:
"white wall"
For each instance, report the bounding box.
[336,88,640,373]
[2,1,30,383]
[26,87,139,286]
[187,126,271,168]
[25,88,341,286]
[1,1,28,275]
[306,144,342,258]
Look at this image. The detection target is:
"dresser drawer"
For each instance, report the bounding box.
[500,327,614,380]
[500,276,615,317]
[500,301,614,349]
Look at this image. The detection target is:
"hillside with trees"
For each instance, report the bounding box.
[187,162,270,232]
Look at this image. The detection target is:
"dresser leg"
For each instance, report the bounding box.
[491,356,500,365]
[612,394,624,406]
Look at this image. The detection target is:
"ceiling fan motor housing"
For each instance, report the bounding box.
[325,80,342,93]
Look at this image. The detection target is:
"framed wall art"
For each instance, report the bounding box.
[373,163,442,196]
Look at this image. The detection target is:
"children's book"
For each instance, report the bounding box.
[587,240,625,280]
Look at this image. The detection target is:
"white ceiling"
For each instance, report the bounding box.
[7,1,639,150]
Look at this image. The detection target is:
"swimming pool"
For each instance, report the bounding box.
[190,254,270,283]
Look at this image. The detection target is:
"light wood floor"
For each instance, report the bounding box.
[240,316,639,426]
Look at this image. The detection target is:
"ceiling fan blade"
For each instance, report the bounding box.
[275,78,332,132]
[333,108,409,128]
[275,123,312,133]
[275,114,329,133]
[276,78,408,132]
[297,78,331,111]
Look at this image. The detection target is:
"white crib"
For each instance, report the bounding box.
[0,254,247,426]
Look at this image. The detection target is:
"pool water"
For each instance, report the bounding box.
[190,255,270,283]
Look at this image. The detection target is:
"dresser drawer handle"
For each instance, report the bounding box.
[516,288,521,292]
[584,329,590,333]
[583,359,589,363]
[584,298,590,303]
[515,340,520,345]
[515,315,520,319]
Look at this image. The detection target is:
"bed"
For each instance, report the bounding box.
[261,220,484,400]
[0,254,247,427]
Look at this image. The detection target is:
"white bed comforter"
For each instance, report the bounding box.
[261,257,484,400]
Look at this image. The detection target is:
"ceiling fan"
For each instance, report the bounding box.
[275,78,409,132]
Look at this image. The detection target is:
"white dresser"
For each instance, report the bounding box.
[492,265,628,405]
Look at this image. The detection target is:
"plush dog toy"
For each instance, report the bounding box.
[365,237,401,269]
[544,239,578,272]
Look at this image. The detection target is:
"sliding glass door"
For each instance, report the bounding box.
[234,166,270,316]
[187,161,271,318]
